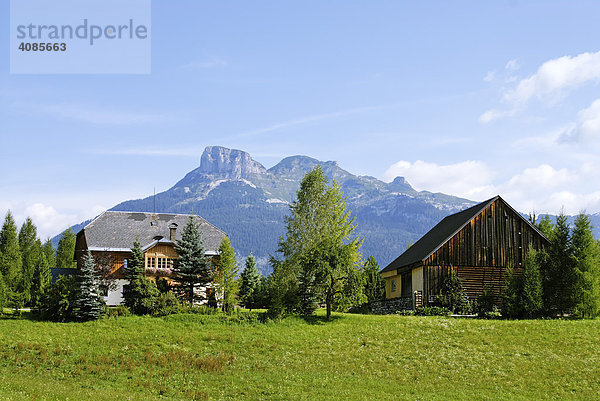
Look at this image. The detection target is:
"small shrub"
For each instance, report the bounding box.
[414,306,451,316]
[397,309,415,316]
[439,269,468,313]
[151,292,181,316]
[477,286,496,317]
[39,276,78,322]
[104,305,131,318]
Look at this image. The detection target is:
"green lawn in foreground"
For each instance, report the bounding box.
[0,312,598,400]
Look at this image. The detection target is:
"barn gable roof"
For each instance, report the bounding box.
[78,211,226,255]
[380,195,548,274]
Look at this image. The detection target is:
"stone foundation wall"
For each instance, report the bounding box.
[369,297,413,314]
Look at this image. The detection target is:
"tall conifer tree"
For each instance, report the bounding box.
[239,254,261,309]
[42,239,56,268]
[18,218,41,303]
[544,212,577,315]
[363,255,385,303]
[572,213,600,318]
[73,251,104,321]
[56,228,76,269]
[173,217,212,304]
[0,212,22,292]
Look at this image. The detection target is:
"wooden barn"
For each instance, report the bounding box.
[380,196,550,306]
[75,211,226,306]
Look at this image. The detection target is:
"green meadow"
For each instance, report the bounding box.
[0,312,599,400]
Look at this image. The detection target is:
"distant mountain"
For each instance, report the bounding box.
[52,146,600,274]
[102,146,474,274]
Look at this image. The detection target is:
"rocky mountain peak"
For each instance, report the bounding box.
[200,146,267,178]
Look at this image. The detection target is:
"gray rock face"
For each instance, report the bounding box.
[200,146,267,178]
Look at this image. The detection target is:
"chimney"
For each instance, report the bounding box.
[169,223,178,242]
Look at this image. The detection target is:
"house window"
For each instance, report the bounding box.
[391,280,397,292]
[123,259,128,269]
[148,257,155,268]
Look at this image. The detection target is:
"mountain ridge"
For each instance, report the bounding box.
[55,145,599,275]
[102,146,475,273]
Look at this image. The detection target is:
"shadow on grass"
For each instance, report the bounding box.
[299,314,343,325]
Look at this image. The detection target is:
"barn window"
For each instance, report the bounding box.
[391,280,397,292]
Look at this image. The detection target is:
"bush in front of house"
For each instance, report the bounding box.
[439,269,468,314]
[40,276,78,322]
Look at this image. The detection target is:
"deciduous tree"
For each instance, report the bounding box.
[269,166,363,319]
[215,236,239,312]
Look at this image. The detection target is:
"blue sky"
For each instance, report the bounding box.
[2,0,600,239]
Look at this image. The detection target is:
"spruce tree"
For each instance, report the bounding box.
[56,228,77,269]
[215,237,239,312]
[73,251,104,321]
[0,212,23,294]
[18,218,41,304]
[0,271,6,314]
[42,239,56,268]
[31,253,51,308]
[363,255,385,303]
[521,248,544,318]
[239,254,261,309]
[537,214,554,239]
[545,212,577,316]
[502,267,522,318]
[571,213,600,318]
[124,240,144,280]
[173,217,212,304]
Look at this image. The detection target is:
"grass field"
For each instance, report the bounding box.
[0,311,599,400]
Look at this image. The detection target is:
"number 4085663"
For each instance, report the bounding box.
[19,43,67,51]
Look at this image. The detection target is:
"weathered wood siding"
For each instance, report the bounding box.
[422,198,548,302]
[424,198,546,268]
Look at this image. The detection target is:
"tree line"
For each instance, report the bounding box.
[9,165,595,322]
[502,212,600,318]
[0,212,79,313]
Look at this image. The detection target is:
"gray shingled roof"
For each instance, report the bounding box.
[381,196,498,273]
[80,211,226,254]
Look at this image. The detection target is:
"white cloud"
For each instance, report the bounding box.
[504,51,600,104]
[384,159,600,215]
[384,160,495,199]
[479,108,515,124]
[505,59,520,71]
[0,202,106,240]
[480,51,600,124]
[558,98,600,143]
[483,70,496,82]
